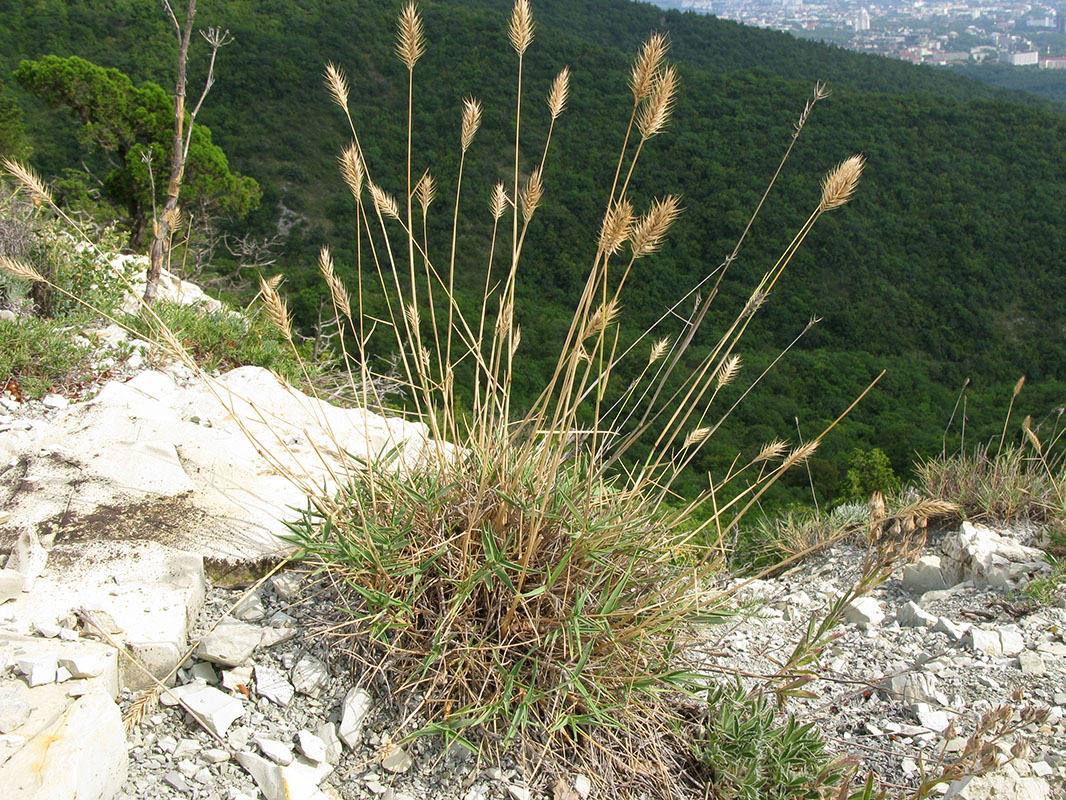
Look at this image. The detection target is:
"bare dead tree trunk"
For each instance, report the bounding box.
[144,0,231,303]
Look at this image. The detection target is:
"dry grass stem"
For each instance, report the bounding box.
[395,1,425,70]
[508,0,534,56]
[818,154,865,212]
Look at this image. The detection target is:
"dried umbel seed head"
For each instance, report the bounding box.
[630,32,668,103]
[324,62,350,110]
[461,97,482,153]
[508,0,534,56]
[547,66,570,120]
[396,1,425,70]
[819,154,865,212]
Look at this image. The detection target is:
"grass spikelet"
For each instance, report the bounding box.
[783,440,819,470]
[339,143,364,200]
[547,66,570,120]
[582,298,621,341]
[396,1,426,70]
[754,439,788,463]
[508,0,534,56]
[461,97,482,153]
[599,198,634,256]
[122,687,161,732]
[636,64,678,139]
[0,255,45,282]
[258,274,292,340]
[491,183,509,220]
[162,206,182,231]
[319,246,351,318]
[630,32,669,103]
[369,181,400,219]
[684,426,712,448]
[3,157,52,206]
[416,170,436,213]
[324,62,350,111]
[405,302,421,331]
[818,154,865,212]
[715,354,742,389]
[649,337,669,364]
[520,167,543,224]
[631,195,682,258]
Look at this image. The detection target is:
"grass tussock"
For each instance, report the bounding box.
[276,0,875,787]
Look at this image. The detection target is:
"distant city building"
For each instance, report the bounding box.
[1027,15,1057,29]
[1000,50,1040,65]
[1042,55,1066,69]
[853,7,871,31]
[935,51,972,63]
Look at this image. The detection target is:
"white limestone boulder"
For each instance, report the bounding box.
[941,522,1050,589]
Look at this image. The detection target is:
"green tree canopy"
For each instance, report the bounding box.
[15,54,259,246]
[0,80,26,159]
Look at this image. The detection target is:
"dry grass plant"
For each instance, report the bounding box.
[2,3,898,795]
[276,1,879,792]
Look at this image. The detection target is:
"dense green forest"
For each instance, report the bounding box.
[3,0,1065,507]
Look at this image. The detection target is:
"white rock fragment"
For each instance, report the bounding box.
[203,748,230,764]
[941,522,1050,589]
[42,394,69,410]
[255,664,295,707]
[844,596,884,628]
[269,572,303,601]
[315,722,343,764]
[195,620,263,667]
[58,652,108,679]
[12,529,47,591]
[0,569,24,604]
[222,665,254,692]
[0,686,31,733]
[914,703,951,733]
[943,760,1050,800]
[897,601,937,628]
[934,617,969,642]
[1018,650,1046,676]
[380,742,412,773]
[232,592,266,622]
[162,682,245,738]
[902,555,949,593]
[339,688,373,750]
[291,654,329,696]
[0,691,126,799]
[964,627,1002,657]
[17,652,58,686]
[998,625,1025,657]
[297,730,327,764]
[890,672,938,706]
[256,736,294,766]
[574,774,592,799]
[507,785,532,800]
[237,751,333,800]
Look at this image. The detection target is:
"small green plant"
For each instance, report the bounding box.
[0,314,94,399]
[124,301,318,385]
[840,447,899,503]
[1019,556,1065,604]
[686,680,860,800]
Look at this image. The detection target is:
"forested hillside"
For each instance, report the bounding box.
[3,0,1065,505]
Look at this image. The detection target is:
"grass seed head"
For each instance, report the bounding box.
[520,168,543,224]
[0,255,45,283]
[339,143,364,200]
[598,198,634,256]
[819,154,865,212]
[416,170,436,213]
[649,337,669,364]
[369,181,401,219]
[396,2,426,70]
[491,183,509,220]
[324,62,350,111]
[258,274,292,341]
[630,32,668,103]
[3,158,52,206]
[547,66,570,120]
[630,195,682,258]
[508,0,534,56]
[636,64,678,139]
[714,354,742,389]
[461,97,482,153]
